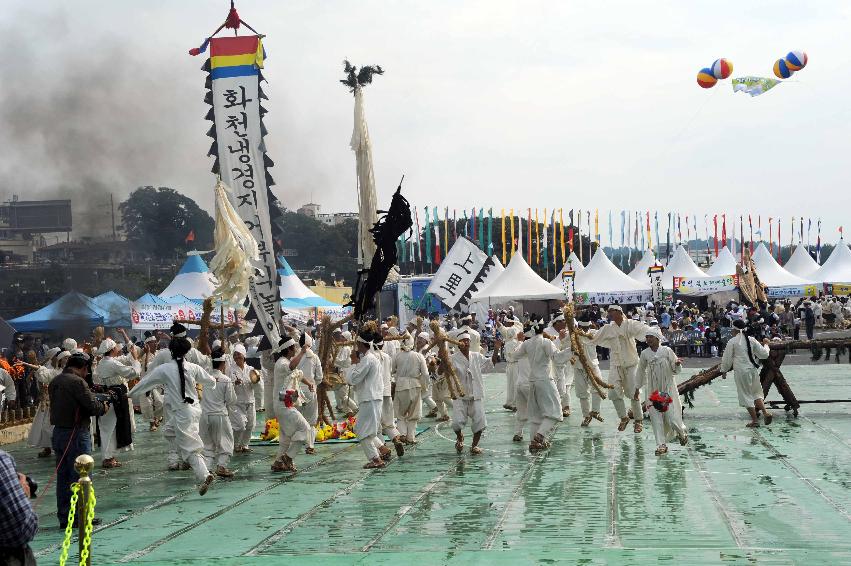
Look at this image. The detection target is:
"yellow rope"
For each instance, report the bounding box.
[58,483,79,566]
[80,485,96,565]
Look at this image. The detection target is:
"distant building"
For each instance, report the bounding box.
[0,198,73,263]
[297,202,357,227]
[297,203,321,218]
[317,212,358,227]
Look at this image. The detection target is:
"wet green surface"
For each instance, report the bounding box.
[8,365,851,564]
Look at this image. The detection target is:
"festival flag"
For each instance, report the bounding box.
[501,208,506,265]
[777,216,781,260]
[487,208,493,255]
[654,212,660,256]
[620,210,626,248]
[463,209,469,238]
[646,211,651,251]
[713,214,719,257]
[444,207,449,253]
[527,208,533,261]
[433,207,441,265]
[594,209,600,245]
[816,218,822,262]
[478,207,484,251]
[509,208,515,257]
[608,209,613,249]
[535,208,540,265]
[203,32,281,345]
[634,211,640,251]
[807,218,812,251]
[563,209,569,257]
[471,207,477,246]
[414,207,422,262]
[576,209,582,262]
[768,217,774,255]
[666,212,671,259]
[685,215,690,243]
[721,214,727,249]
[758,215,762,242]
[586,210,592,254]
[676,213,682,245]
[739,215,744,261]
[453,209,457,241]
[424,207,432,264]
[748,214,754,255]
[840,226,844,237]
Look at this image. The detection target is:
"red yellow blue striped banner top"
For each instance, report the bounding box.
[209,36,265,80]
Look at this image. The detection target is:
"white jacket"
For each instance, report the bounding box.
[719,333,769,373]
[591,319,650,367]
[346,351,383,403]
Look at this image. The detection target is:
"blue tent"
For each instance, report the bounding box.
[91,291,132,328]
[8,291,107,332]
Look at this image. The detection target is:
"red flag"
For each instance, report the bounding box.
[713,215,718,257]
[721,214,727,249]
[568,228,574,252]
[185,229,195,244]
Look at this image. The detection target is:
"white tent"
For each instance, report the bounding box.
[784,245,821,279]
[706,247,738,276]
[628,250,659,282]
[812,239,851,284]
[471,253,564,303]
[278,257,340,308]
[662,245,705,289]
[752,242,814,286]
[575,248,650,293]
[550,252,584,286]
[159,254,218,301]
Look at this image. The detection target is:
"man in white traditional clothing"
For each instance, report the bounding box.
[392,332,429,444]
[450,332,498,455]
[591,305,651,434]
[498,316,523,411]
[22,348,67,457]
[333,330,359,416]
[418,332,450,421]
[138,331,165,432]
[547,312,573,417]
[346,329,387,468]
[296,333,322,450]
[245,336,265,412]
[506,328,531,442]
[508,318,568,451]
[271,336,310,470]
[719,319,773,427]
[130,335,217,495]
[375,337,405,458]
[228,344,257,453]
[571,320,604,427]
[93,331,140,468]
[453,314,482,354]
[635,327,688,455]
[200,348,237,477]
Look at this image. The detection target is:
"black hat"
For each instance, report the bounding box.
[170,323,188,337]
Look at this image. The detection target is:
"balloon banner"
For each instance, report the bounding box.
[732,76,780,97]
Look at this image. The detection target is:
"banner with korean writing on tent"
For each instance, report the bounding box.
[426,237,499,309]
[672,275,738,296]
[766,285,819,299]
[130,300,237,330]
[574,290,651,306]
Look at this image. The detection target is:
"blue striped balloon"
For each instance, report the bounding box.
[773,58,793,79]
[785,50,808,71]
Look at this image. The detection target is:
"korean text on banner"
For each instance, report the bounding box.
[426,237,496,309]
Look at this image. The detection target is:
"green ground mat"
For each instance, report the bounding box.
[6,364,851,565]
[250,425,432,446]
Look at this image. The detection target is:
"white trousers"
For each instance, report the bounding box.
[229,402,256,448]
[555,364,573,409]
[172,403,210,482]
[734,368,763,408]
[333,384,358,413]
[649,406,687,446]
[451,398,486,434]
[574,367,602,417]
[514,381,530,437]
[140,388,164,422]
[200,413,234,468]
[505,362,518,407]
[381,396,400,439]
[99,405,133,460]
[608,364,642,420]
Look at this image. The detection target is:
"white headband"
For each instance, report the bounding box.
[274,338,296,354]
[607,305,623,313]
[457,332,471,341]
[144,335,157,344]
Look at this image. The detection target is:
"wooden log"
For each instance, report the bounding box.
[677,364,722,398]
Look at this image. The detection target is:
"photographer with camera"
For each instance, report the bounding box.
[719,319,773,428]
[48,352,109,528]
[0,449,38,565]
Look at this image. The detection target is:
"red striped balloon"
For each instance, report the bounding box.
[711,58,733,80]
[697,68,717,88]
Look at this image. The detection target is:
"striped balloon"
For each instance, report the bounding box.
[697,67,717,88]
[711,58,733,80]
[785,50,808,71]
[773,59,793,79]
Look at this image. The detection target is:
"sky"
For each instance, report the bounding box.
[0,1,849,242]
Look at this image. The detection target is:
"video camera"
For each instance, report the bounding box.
[92,388,121,407]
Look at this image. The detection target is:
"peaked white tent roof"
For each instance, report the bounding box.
[812,239,851,284]
[706,247,738,276]
[550,252,584,285]
[471,253,564,303]
[278,257,340,308]
[159,254,218,301]
[784,245,821,279]
[662,245,705,289]
[752,242,813,286]
[628,250,659,282]
[574,248,650,292]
